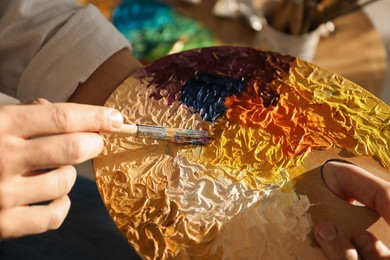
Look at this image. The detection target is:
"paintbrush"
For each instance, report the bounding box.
[289,0,305,35]
[107,124,210,145]
[312,0,381,29]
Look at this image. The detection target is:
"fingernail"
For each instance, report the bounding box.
[321,159,353,178]
[109,110,123,128]
[318,223,338,241]
[354,233,373,251]
[320,159,353,190]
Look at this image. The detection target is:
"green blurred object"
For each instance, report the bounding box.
[111,0,217,63]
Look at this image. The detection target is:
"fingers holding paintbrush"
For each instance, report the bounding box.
[106,123,210,145]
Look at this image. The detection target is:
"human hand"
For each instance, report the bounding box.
[314,160,390,259]
[0,99,123,239]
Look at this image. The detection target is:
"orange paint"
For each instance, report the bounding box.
[225,78,357,157]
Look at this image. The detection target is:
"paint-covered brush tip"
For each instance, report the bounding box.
[165,128,210,145]
[134,124,210,145]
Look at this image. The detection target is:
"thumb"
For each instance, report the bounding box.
[321,160,390,225]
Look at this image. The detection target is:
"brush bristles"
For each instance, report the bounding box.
[137,125,209,145]
[165,128,209,145]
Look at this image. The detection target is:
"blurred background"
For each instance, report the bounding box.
[0,1,387,185]
[3,1,388,107]
[72,0,390,180]
[365,1,390,104]
[78,0,389,104]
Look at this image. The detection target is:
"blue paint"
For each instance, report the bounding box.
[112,0,215,62]
[113,0,172,33]
[181,73,245,122]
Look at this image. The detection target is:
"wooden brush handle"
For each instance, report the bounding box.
[115,124,138,136]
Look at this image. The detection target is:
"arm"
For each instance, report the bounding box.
[0,0,141,104]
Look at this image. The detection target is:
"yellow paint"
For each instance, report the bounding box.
[94,58,390,259]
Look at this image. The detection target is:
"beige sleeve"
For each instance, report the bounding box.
[0,0,130,102]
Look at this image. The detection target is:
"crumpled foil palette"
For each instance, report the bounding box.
[93,46,390,259]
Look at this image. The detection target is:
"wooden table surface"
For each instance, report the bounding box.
[168,0,388,97]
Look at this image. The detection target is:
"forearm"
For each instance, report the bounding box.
[68,48,142,106]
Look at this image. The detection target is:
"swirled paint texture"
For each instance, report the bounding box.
[94,46,390,259]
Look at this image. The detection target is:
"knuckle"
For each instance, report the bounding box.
[50,175,67,197]
[51,105,74,132]
[48,209,66,230]
[55,167,76,195]
[48,197,70,230]
[0,183,12,209]
[0,155,9,177]
[0,135,19,153]
[0,137,22,177]
[65,166,77,184]
[0,106,31,134]
[63,137,84,163]
[94,109,108,129]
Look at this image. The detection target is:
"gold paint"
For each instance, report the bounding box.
[93,57,390,259]
[287,59,390,169]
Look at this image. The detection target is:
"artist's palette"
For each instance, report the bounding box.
[93,46,390,259]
